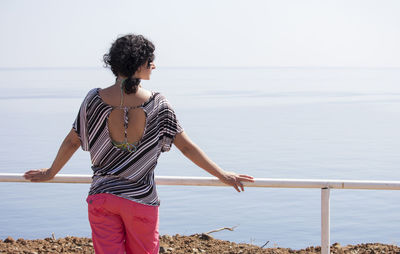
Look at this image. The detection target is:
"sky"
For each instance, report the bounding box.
[1,0,399,68]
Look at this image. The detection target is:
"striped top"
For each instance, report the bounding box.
[72,88,183,206]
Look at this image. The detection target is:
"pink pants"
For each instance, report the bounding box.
[86,193,159,254]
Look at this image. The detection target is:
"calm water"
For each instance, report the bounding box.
[0,67,399,248]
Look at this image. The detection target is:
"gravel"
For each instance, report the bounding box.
[1,235,399,253]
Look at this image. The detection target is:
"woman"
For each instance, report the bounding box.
[24,34,254,254]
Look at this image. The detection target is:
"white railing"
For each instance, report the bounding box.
[1,173,400,254]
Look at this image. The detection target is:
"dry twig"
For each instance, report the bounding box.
[205,226,238,235]
[261,240,270,248]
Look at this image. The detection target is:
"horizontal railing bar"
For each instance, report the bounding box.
[1,173,400,190]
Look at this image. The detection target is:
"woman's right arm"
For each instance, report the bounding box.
[173,131,254,192]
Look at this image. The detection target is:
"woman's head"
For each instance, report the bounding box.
[103,34,155,94]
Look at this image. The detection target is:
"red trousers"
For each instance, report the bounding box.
[87,193,159,254]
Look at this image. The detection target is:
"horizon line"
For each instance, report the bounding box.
[0,65,400,71]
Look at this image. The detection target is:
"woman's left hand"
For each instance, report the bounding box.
[218,171,255,192]
[24,168,55,182]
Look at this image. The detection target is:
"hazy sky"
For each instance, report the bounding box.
[1,0,399,68]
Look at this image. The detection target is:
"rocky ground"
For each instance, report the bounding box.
[1,234,399,253]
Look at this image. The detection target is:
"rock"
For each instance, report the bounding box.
[159,246,166,253]
[332,242,341,248]
[4,236,15,243]
[164,235,173,241]
[337,249,345,254]
[57,238,66,244]
[44,237,53,242]
[198,233,213,240]
[17,238,27,245]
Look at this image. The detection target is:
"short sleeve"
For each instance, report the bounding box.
[72,89,96,151]
[159,97,184,153]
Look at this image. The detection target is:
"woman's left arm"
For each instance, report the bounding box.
[24,128,81,182]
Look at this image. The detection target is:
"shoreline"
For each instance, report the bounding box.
[1,235,400,254]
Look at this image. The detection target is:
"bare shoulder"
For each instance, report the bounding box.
[139,88,153,98]
[98,85,113,97]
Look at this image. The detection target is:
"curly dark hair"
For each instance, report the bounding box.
[103,34,155,94]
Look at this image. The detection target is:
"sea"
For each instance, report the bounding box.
[0,66,399,249]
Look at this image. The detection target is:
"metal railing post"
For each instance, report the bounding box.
[321,187,330,254]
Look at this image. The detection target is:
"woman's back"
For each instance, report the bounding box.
[73,87,183,206]
[98,86,153,146]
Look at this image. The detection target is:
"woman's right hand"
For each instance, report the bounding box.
[24,168,55,182]
[218,171,254,192]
